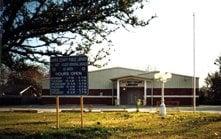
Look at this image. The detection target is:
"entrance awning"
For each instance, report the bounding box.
[110,75,154,106]
[110,75,153,81]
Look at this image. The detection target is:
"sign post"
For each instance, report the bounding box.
[56,96,59,129]
[50,55,88,128]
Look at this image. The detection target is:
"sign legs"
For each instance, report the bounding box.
[80,96,84,128]
[56,96,60,129]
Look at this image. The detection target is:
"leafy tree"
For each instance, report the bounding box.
[1,0,156,70]
[200,56,221,105]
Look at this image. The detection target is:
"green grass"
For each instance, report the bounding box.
[0,112,221,138]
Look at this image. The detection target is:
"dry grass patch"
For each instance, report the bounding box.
[0,112,220,138]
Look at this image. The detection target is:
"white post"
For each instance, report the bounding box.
[116,79,120,105]
[159,82,166,117]
[193,13,196,112]
[154,72,171,117]
[143,80,147,106]
[161,82,165,103]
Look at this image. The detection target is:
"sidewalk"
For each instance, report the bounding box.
[0,105,220,113]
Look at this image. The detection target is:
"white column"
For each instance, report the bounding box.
[143,80,147,106]
[116,79,120,105]
[151,80,154,106]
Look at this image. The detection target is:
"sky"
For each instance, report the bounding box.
[90,0,221,87]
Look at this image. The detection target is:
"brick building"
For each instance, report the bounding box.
[40,67,199,106]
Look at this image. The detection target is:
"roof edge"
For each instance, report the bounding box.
[89,67,146,73]
[140,71,199,79]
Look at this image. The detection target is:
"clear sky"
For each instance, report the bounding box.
[90,0,221,87]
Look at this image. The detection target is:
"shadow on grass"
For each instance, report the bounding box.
[0,127,111,139]
[17,121,54,126]
[1,121,54,127]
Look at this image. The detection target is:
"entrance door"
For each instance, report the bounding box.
[121,88,143,105]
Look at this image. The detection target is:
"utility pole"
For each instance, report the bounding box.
[193,13,196,112]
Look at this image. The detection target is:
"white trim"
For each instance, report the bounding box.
[114,76,151,82]
[20,86,32,95]
[42,95,113,98]
[146,95,199,98]
[42,95,199,98]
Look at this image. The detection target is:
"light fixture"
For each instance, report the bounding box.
[154,72,172,117]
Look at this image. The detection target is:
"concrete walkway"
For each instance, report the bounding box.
[0,105,220,114]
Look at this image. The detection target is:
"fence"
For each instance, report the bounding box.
[0,96,39,105]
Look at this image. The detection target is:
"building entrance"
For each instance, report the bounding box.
[120,88,144,105]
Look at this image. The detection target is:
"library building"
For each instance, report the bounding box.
[41,67,199,106]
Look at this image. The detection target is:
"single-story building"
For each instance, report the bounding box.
[40,67,199,106]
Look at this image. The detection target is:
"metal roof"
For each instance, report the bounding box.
[89,67,146,73]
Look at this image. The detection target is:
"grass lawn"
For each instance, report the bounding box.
[0,111,221,138]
